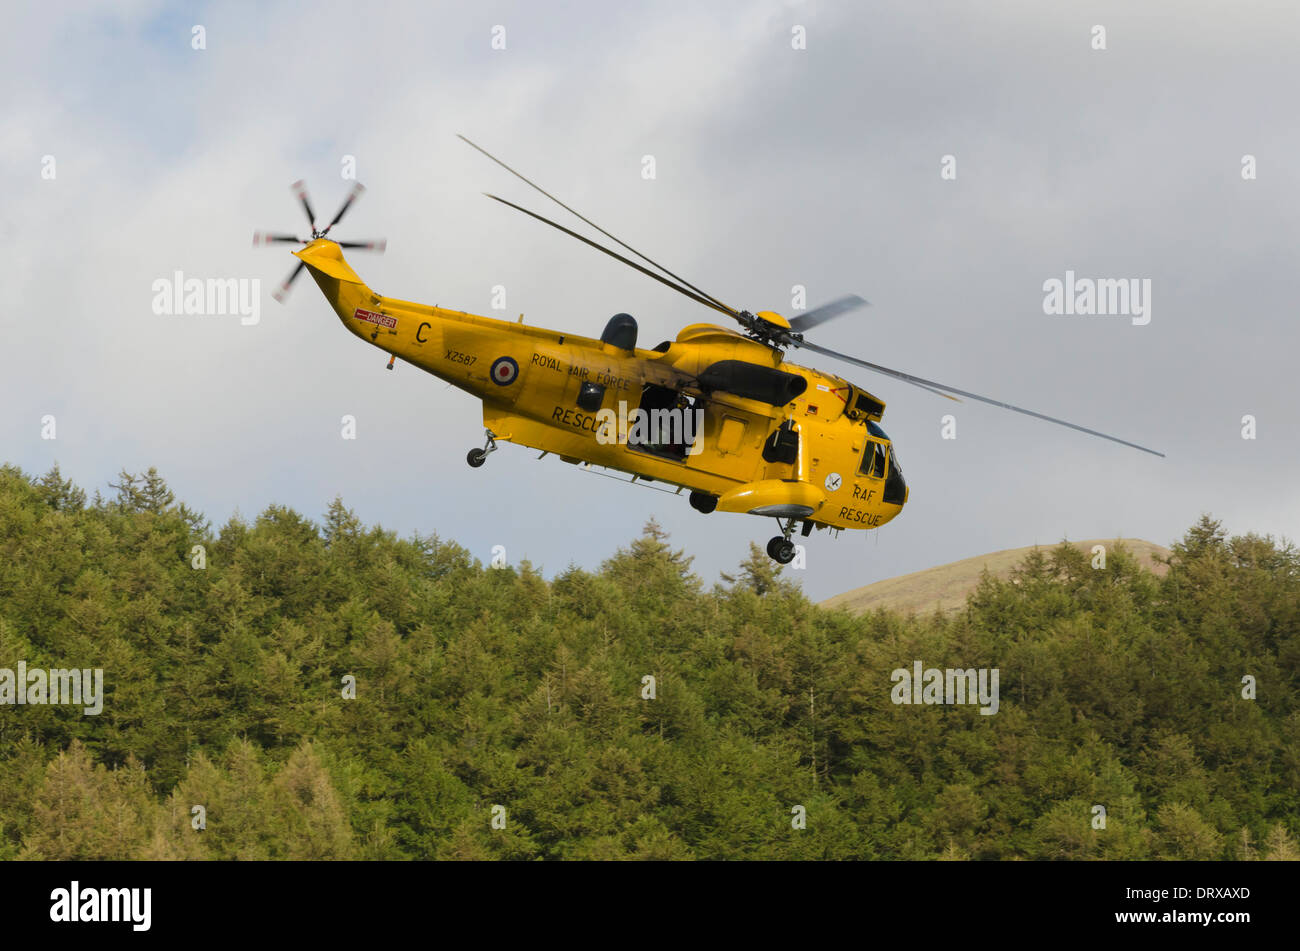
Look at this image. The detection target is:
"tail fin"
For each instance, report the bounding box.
[293,239,368,285]
[292,239,376,322]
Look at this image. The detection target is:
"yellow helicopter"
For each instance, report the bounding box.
[255,137,1162,564]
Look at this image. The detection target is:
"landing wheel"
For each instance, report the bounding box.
[689,491,717,514]
[467,429,499,468]
[766,536,796,565]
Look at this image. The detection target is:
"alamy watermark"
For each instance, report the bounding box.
[590,399,704,455]
[1042,270,1150,326]
[0,662,103,715]
[152,271,261,326]
[50,881,150,931]
[890,660,999,715]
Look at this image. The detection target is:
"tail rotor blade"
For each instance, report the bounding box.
[336,239,386,252]
[272,260,306,303]
[323,183,365,234]
[253,231,304,246]
[291,180,316,231]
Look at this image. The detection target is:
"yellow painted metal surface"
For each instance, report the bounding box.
[294,239,905,533]
[716,479,827,514]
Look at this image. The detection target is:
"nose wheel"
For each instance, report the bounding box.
[765,517,800,565]
[467,430,499,468]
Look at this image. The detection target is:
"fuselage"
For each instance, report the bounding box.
[296,238,906,532]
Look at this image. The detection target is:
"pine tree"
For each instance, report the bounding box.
[35,465,86,511]
[322,495,362,549]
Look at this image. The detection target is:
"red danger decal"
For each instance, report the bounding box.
[353,308,397,329]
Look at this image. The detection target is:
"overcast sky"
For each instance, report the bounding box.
[3,1,1298,601]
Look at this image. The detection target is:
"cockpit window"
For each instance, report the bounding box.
[859,422,906,502]
[883,441,906,504]
[859,439,887,478]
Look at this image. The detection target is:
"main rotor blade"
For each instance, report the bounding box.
[788,295,869,333]
[291,180,316,230]
[272,260,306,303]
[323,182,365,234]
[795,339,1165,457]
[483,193,736,318]
[336,239,387,252]
[796,339,958,402]
[460,134,740,317]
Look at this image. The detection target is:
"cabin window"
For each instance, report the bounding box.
[577,381,605,412]
[628,384,699,461]
[762,420,799,465]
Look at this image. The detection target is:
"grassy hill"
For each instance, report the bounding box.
[822,539,1171,616]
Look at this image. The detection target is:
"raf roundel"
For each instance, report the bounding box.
[490,356,519,386]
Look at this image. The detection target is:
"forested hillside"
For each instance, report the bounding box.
[0,463,1296,860]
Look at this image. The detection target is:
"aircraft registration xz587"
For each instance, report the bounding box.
[254,137,1162,564]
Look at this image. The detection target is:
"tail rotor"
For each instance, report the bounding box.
[254,180,386,302]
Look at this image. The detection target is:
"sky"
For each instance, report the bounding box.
[3,0,1298,601]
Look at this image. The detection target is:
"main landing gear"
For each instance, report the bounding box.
[766,517,799,565]
[467,430,498,468]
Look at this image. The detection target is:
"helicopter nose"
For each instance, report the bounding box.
[890,473,908,507]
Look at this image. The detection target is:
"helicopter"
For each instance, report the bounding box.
[254,137,1162,564]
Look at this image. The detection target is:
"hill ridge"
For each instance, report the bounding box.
[821,538,1171,616]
